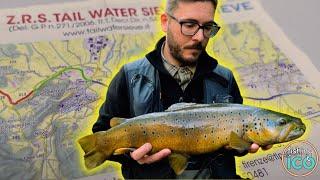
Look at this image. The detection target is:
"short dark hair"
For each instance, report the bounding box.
[166,0,218,14]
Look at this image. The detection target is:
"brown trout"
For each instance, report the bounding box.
[78,103,305,174]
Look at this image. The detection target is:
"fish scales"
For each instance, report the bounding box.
[106,106,248,154]
[78,103,305,174]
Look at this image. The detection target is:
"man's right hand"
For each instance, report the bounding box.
[130,143,171,164]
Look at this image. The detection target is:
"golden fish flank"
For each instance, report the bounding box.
[78,103,306,174]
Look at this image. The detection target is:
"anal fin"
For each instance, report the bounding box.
[168,153,189,175]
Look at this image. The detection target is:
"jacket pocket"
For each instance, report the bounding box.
[131,74,154,116]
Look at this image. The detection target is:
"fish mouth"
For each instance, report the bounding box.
[280,123,306,142]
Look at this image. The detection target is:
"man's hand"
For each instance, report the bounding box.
[130,143,171,164]
[249,143,273,153]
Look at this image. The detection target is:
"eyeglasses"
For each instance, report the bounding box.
[167,13,220,38]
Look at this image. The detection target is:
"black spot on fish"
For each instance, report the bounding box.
[217,137,220,140]
[143,131,146,135]
[185,133,188,136]
[254,123,257,125]
[171,129,174,133]
[152,132,155,135]
[207,115,209,118]
[124,129,127,132]
[204,135,207,138]
[211,130,214,134]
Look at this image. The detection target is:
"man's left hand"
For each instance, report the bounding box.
[249,143,273,153]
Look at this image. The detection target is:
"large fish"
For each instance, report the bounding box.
[78,103,305,174]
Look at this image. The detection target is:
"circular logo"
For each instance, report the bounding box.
[281,140,318,177]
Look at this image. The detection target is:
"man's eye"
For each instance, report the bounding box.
[183,23,197,28]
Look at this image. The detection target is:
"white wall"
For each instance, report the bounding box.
[259,0,320,71]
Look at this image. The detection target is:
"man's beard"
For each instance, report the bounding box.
[167,31,204,67]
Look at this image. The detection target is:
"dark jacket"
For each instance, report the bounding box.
[92,37,243,179]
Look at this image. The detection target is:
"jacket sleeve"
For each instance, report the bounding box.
[92,67,131,133]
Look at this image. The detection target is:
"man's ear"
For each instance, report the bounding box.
[160,13,169,32]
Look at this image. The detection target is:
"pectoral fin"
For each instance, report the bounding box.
[168,153,189,175]
[113,148,136,155]
[110,117,127,127]
[229,131,251,152]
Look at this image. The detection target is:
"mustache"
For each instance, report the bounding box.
[184,43,203,50]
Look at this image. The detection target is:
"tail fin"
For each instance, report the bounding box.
[78,133,111,169]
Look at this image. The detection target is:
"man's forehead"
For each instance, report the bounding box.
[173,1,215,22]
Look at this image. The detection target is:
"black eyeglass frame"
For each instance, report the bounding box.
[167,13,220,38]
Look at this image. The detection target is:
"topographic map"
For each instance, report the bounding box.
[0,0,319,179]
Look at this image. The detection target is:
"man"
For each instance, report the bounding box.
[93,0,271,178]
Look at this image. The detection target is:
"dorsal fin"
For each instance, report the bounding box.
[165,103,244,112]
[165,103,210,112]
[110,117,127,127]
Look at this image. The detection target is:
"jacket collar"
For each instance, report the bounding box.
[145,36,218,79]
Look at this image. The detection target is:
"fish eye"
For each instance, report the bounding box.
[278,118,287,126]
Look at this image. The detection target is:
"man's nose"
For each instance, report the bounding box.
[192,28,205,42]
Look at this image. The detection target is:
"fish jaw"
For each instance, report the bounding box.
[279,122,306,142]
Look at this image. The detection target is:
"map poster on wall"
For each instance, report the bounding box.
[0,0,319,179]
